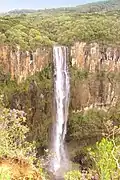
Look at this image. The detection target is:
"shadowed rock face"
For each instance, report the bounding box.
[70,42,120,109]
[71,71,120,110]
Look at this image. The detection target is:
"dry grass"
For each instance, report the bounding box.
[0,157,42,180]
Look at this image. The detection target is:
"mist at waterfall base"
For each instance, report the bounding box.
[49,46,70,179]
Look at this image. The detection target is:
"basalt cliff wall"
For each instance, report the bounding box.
[71,42,120,72]
[0,45,52,83]
[71,42,120,109]
[1,42,120,151]
[1,42,120,82]
[1,42,120,109]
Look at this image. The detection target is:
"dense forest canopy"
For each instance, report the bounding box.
[0,0,120,50]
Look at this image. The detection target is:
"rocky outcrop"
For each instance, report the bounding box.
[70,42,120,109]
[71,42,120,72]
[71,72,120,111]
[0,45,52,83]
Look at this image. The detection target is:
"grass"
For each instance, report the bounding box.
[0,167,11,180]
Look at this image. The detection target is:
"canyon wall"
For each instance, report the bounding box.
[1,42,120,109]
[0,45,52,83]
[2,42,120,151]
[70,42,120,109]
[69,42,120,152]
[71,42,120,72]
[1,42,120,83]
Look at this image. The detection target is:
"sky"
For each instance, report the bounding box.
[0,0,104,12]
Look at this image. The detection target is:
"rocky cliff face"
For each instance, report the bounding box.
[0,45,52,83]
[71,42,120,72]
[1,42,120,109]
[70,42,120,109]
[1,42,120,83]
[1,43,120,153]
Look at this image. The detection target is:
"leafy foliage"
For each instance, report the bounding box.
[0,167,11,180]
[0,65,53,152]
[89,138,117,180]
[64,170,81,180]
[1,2,120,49]
[0,95,48,180]
[0,107,36,161]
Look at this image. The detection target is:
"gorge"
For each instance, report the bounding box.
[1,42,120,109]
[0,42,120,179]
[0,1,120,179]
[1,42,120,150]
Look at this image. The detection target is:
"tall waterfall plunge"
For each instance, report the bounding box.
[50,46,70,178]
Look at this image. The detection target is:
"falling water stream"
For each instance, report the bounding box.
[50,46,70,178]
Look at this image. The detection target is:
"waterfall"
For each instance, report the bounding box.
[50,46,70,177]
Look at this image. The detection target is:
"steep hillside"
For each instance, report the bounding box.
[76,0,120,13]
[5,0,120,15]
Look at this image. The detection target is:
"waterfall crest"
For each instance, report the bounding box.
[50,46,70,177]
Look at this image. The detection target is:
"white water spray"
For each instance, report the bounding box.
[50,46,70,177]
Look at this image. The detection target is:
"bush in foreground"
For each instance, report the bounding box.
[0,96,47,179]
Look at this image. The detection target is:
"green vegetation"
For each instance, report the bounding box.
[0,66,120,179]
[0,65,53,152]
[0,107,35,159]
[0,93,48,179]
[0,94,35,159]
[0,167,11,180]
[0,0,120,179]
[1,1,120,49]
[64,170,81,180]
[89,138,117,180]
[76,0,120,13]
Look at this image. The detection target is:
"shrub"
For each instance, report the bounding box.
[0,107,36,162]
[0,167,11,180]
[64,170,81,180]
[88,138,118,180]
